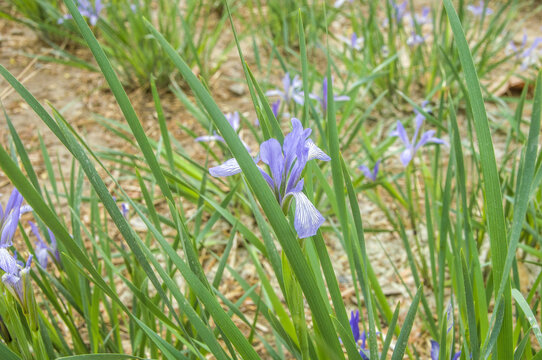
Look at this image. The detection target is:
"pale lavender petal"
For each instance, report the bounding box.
[452,352,461,360]
[400,148,413,167]
[272,100,281,118]
[305,139,331,161]
[226,112,241,131]
[358,165,373,180]
[0,249,18,274]
[334,95,350,102]
[209,158,242,177]
[290,191,325,239]
[195,134,225,143]
[392,121,411,147]
[260,138,284,189]
[265,89,284,98]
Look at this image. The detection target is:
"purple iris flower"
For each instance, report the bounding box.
[509,35,542,70]
[0,251,32,311]
[358,160,381,181]
[467,1,493,16]
[430,340,461,360]
[390,102,447,167]
[349,310,369,359]
[266,73,305,106]
[28,221,60,268]
[410,7,431,26]
[407,31,425,47]
[309,77,350,112]
[196,112,251,152]
[0,189,29,248]
[338,33,364,51]
[58,0,104,26]
[209,118,330,238]
[121,203,129,218]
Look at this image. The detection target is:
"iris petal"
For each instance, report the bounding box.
[306,139,331,161]
[291,191,325,239]
[209,158,242,177]
[260,138,284,189]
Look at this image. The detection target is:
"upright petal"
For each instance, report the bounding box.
[290,191,325,239]
[349,310,360,342]
[260,138,284,189]
[391,120,411,148]
[209,158,242,177]
[452,351,461,360]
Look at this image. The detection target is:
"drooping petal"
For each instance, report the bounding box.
[209,158,242,177]
[195,134,225,143]
[400,148,414,167]
[0,249,18,274]
[306,139,331,161]
[260,138,284,189]
[430,340,440,360]
[414,130,447,152]
[334,95,350,102]
[290,191,325,239]
[265,89,285,98]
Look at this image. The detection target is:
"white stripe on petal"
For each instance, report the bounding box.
[209,158,242,177]
[306,139,331,161]
[291,192,325,239]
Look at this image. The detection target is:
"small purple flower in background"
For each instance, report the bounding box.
[266,73,305,105]
[358,160,381,181]
[410,6,431,26]
[349,310,369,359]
[334,0,353,8]
[121,203,130,218]
[309,77,350,112]
[509,35,542,70]
[209,118,330,238]
[430,340,461,360]
[390,101,447,167]
[196,112,251,152]
[338,33,364,51]
[407,31,425,47]
[467,1,493,17]
[58,0,104,26]
[28,221,60,268]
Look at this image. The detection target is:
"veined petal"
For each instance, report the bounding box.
[260,138,284,189]
[334,95,350,102]
[195,135,225,143]
[209,158,242,177]
[265,89,284,98]
[290,191,325,239]
[0,249,17,274]
[306,139,331,161]
[0,205,20,248]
